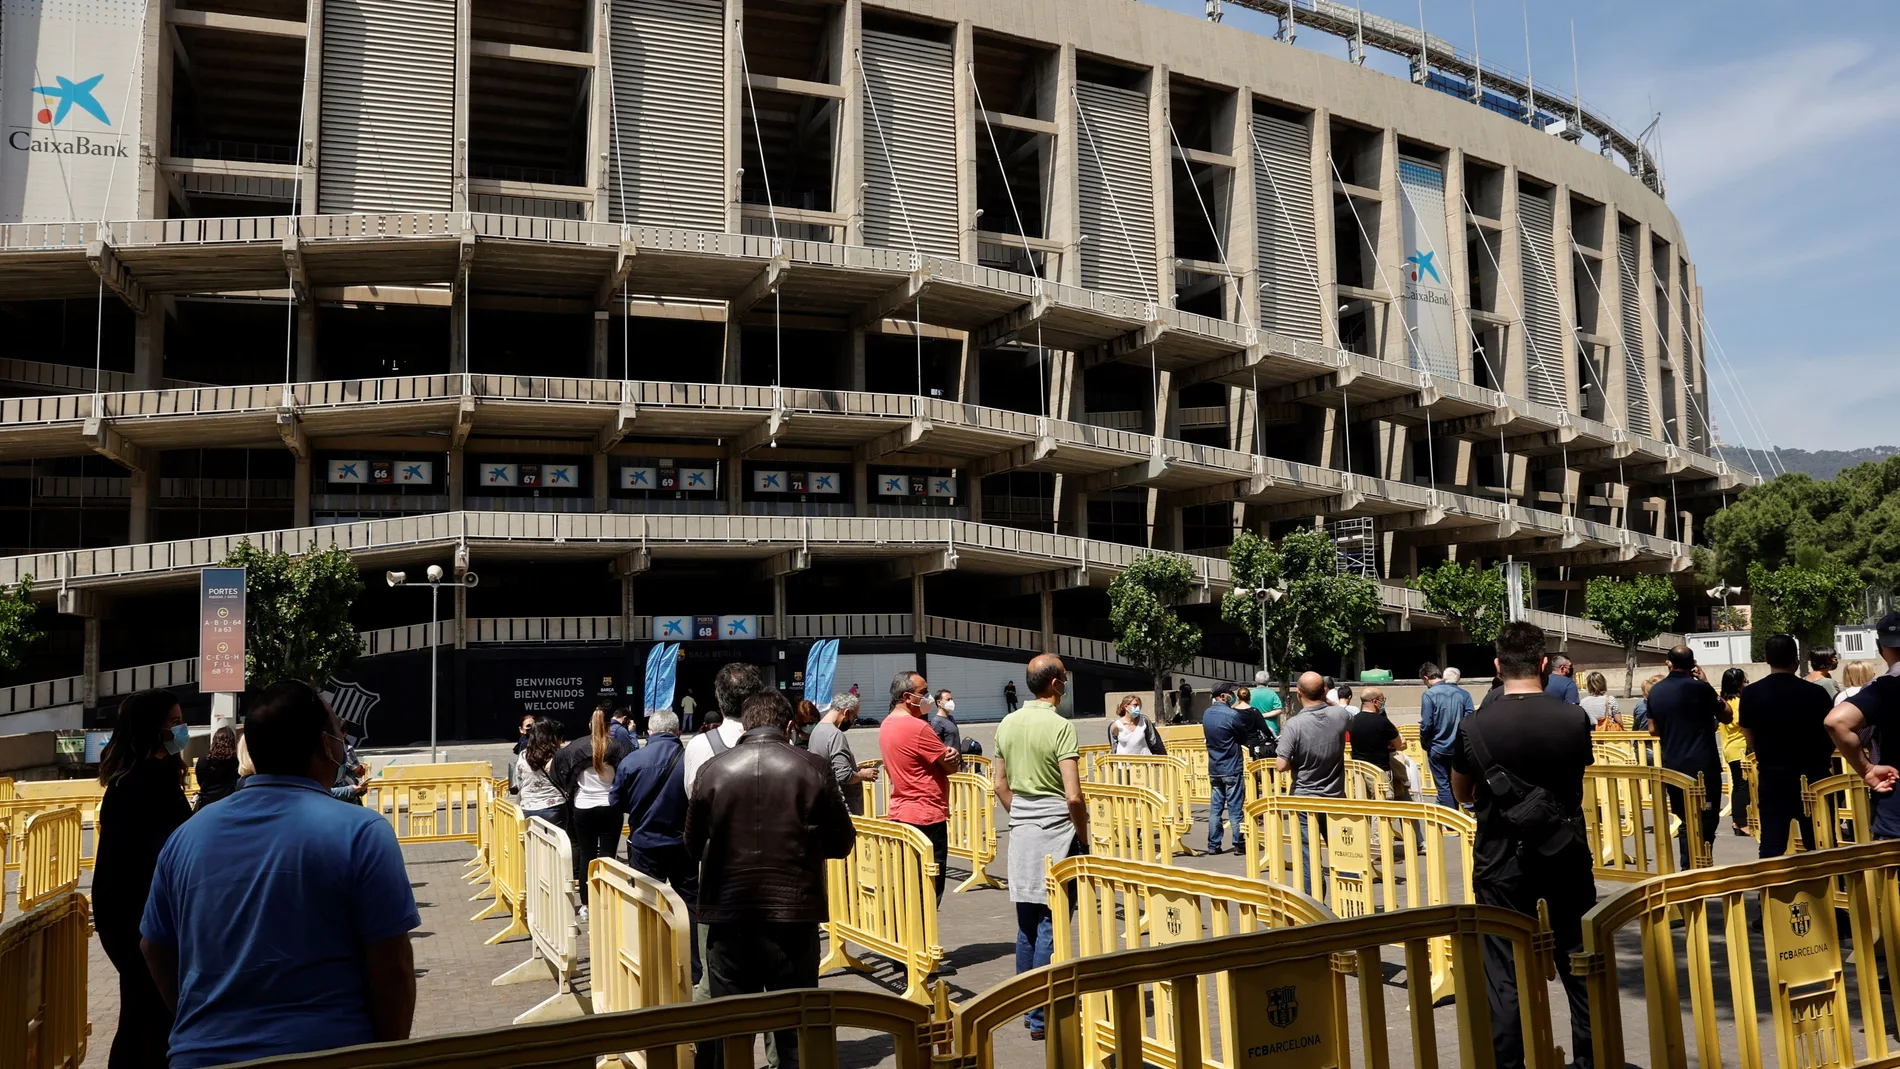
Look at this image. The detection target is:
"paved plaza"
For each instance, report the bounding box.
[71,725,1769,1068]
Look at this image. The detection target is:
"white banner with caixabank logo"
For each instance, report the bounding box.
[1,0,147,223]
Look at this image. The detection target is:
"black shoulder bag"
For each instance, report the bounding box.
[1463,721,1585,859]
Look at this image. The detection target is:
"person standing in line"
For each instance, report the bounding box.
[808,693,879,815]
[514,717,567,825]
[1201,684,1248,854]
[1003,679,1019,714]
[193,726,241,811]
[140,681,418,1069]
[609,709,703,989]
[1824,614,1900,840]
[880,671,962,901]
[687,690,855,1069]
[1578,672,1622,729]
[1177,678,1194,723]
[1740,634,1836,857]
[93,689,193,1069]
[1450,621,1595,1069]
[791,699,824,749]
[928,689,963,753]
[1346,686,1404,785]
[1807,646,1842,701]
[1276,672,1350,883]
[1645,645,1726,868]
[1418,662,1474,808]
[683,663,765,798]
[1108,694,1162,755]
[1544,653,1581,704]
[1333,683,1358,715]
[552,706,631,921]
[993,654,1088,1042]
[1839,659,1877,704]
[1443,667,1463,685]
[1717,668,1751,836]
[679,690,698,723]
[604,702,637,750]
[510,712,535,791]
[1629,672,1666,732]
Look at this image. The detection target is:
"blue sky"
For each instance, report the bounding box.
[1141,0,1900,451]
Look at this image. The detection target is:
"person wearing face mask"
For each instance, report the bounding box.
[93,688,194,1069]
[792,699,824,749]
[928,689,962,752]
[809,693,879,815]
[879,670,962,902]
[1108,695,1164,755]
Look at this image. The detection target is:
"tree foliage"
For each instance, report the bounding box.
[222,541,365,687]
[1747,555,1865,667]
[1222,527,1384,696]
[1410,558,1519,647]
[0,576,43,673]
[1583,575,1679,695]
[1705,456,1900,595]
[1107,553,1203,709]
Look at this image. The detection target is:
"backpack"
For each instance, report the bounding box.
[1463,720,1586,860]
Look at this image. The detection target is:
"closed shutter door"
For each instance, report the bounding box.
[860,30,958,257]
[1252,113,1323,342]
[1616,230,1651,434]
[1075,82,1156,303]
[1515,190,1565,408]
[608,0,726,230]
[923,654,1022,723]
[319,0,456,213]
[836,653,920,712]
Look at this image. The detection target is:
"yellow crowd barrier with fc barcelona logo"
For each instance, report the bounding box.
[821,816,942,1003]
[16,807,82,913]
[0,890,91,1069]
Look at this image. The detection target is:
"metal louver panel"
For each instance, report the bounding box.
[319,0,456,213]
[1515,189,1565,408]
[859,29,958,258]
[1617,230,1651,435]
[609,0,726,229]
[1074,82,1157,304]
[1252,113,1322,343]
[1680,274,1702,449]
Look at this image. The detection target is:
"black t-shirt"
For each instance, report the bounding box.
[1738,672,1835,788]
[1646,671,1724,773]
[1347,710,1398,765]
[1849,674,1900,838]
[1451,691,1595,905]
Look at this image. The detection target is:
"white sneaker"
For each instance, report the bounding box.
[577,905,589,925]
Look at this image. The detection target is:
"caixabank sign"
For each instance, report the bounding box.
[0,1,145,222]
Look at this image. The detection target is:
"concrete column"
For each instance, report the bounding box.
[911,573,925,642]
[592,312,611,379]
[82,615,101,711]
[591,454,610,509]
[1050,45,1081,287]
[449,291,468,375]
[957,337,978,403]
[128,470,152,544]
[451,0,471,212]
[723,0,745,233]
[294,456,312,527]
[836,0,865,246]
[1444,149,1474,383]
[966,477,983,523]
[848,329,867,391]
[721,322,742,385]
[1553,184,1578,413]
[447,448,465,511]
[1602,202,1631,431]
[298,0,326,215]
[1498,168,1527,400]
[1148,64,1173,311]
[852,459,869,511]
[1375,127,1404,365]
[1039,588,1055,652]
[134,309,164,390]
[1308,109,1339,348]
[1225,86,1257,334]
[725,443,744,513]
[1635,223,1668,444]
[621,574,636,642]
[453,584,468,650]
[1152,368,1175,439]
[586,0,610,221]
[296,304,317,382]
[138,0,168,217]
[774,575,788,640]
[953,21,978,264]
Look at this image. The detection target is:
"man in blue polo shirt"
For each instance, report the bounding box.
[141,680,419,1068]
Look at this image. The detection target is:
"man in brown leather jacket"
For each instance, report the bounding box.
[685,688,856,1068]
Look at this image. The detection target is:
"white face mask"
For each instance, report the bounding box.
[940,699,955,714]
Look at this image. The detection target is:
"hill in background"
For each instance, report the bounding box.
[1713,445,1899,481]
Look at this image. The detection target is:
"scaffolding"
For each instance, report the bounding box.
[1328,517,1377,579]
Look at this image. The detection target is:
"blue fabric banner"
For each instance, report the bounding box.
[644,642,679,714]
[805,639,840,711]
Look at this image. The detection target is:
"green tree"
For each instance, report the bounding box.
[0,576,43,673]
[1706,456,1900,594]
[1747,555,1865,670]
[223,541,365,687]
[1410,558,1518,647]
[1222,527,1385,700]
[1582,574,1679,696]
[1108,553,1204,713]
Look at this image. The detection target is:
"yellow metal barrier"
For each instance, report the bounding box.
[1742,753,1761,839]
[17,808,82,914]
[1091,755,1195,856]
[1805,772,1870,850]
[1170,742,1212,804]
[1078,782,1174,866]
[953,903,1558,1069]
[1048,854,1337,1069]
[493,815,587,1022]
[6,782,103,873]
[944,773,1001,892]
[0,777,13,800]
[1580,765,1711,881]
[1075,743,1110,780]
[366,774,486,844]
[218,990,938,1069]
[1577,839,1900,1069]
[464,777,499,884]
[1242,794,1475,1000]
[380,760,495,780]
[857,759,887,817]
[1243,757,1384,805]
[587,857,694,1066]
[1591,730,1661,766]
[961,753,991,778]
[470,798,529,945]
[0,890,91,1069]
[821,816,942,1003]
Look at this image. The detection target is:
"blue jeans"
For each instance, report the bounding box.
[1015,903,1055,1032]
[1207,775,1245,852]
[1296,810,1329,895]
[1429,753,1456,808]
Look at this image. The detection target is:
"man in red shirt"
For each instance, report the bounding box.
[879,669,962,900]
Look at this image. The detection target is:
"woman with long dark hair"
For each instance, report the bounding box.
[193,726,241,810]
[93,689,193,1069]
[551,706,630,919]
[514,717,566,824]
[1719,667,1751,836]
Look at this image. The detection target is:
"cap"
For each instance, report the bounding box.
[1878,612,1900,649]
[1212,682,1237,698]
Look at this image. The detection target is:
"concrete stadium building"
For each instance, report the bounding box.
[0,0,1748,741]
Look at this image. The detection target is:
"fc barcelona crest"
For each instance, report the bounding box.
[1336,825,1355,847]
[1165,906,1182,937]
[1789,900,1813,938]
[1266,985,1299,1028]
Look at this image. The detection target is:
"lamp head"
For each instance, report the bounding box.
[386,570,406,588]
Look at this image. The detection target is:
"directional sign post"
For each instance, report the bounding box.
[200,567,247,693]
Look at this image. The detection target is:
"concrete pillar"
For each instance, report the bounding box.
[848,329,867,391]
[1308,108,1339,348]
[128,470,151,544]
[911,573,925,642]
[453,584,468,650]
[591,454,610,508]
[449,291,468,375]
[774,575,788,640]
[1553,184,1578,413]
[957,337,978,403]
[1039,588,1055,652]
[1444,149,1474,383]
[1375,127,1404,366]
[1499,167,1526,399]
[852,459,869,511]
[725,443,745,513]
[447,448,466,511]
[1602,201,1631,431]
[592,312,611,379]
[721,322,742,385]
[953,20,978,265]
[837,0,865,246]
[82,615,101,711]
[294,456,312,527]
[450,0,470,212]
[1148,64,1173,310]
[1050,45,1081,287]
[296,304,317,382]
[1152,368,1174,438]
[966,477,983,523]
[722,0,745,233]
[134,309,164,390]
[621,574,636,642]
[1225,86,1257,333]
[298,0,326,216]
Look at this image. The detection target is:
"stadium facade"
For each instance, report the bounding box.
[0,0,1747,741]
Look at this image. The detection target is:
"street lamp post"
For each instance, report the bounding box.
[1234,582,1288,688]
[388,565,480,762]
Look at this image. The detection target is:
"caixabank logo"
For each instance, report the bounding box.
[8,73,129,156]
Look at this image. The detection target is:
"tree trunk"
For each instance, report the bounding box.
[1625,641,1636,699]
[1152,671,1166,725]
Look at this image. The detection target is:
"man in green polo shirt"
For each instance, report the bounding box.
[993,652,1088,1041]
